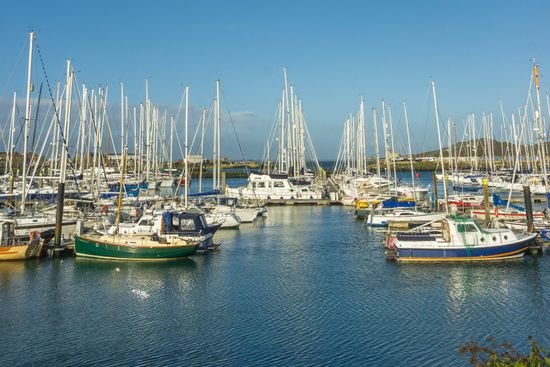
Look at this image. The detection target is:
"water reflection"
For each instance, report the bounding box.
[0,259,41,285]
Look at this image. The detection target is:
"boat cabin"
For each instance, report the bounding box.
[227,173,321,200]
[0,220,15,246]
[397,219,519,247]
[162,209,216,237]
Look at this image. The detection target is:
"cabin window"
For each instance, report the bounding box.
[180,219,196,231]
[257,182,266,188]
[199,216,208,229]
[273,182,284,188]
[457,224,478,233]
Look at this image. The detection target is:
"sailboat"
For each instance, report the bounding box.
[366,210,445,227]
[75,134,199,260]
[227,68,323,203]
[385,217,536,261]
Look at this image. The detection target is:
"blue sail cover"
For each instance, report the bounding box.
[189,190,221,197]
[163,211,174,232]
[492,193,525,211]
[382,197,416,208]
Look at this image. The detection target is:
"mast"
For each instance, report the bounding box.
[79,85,87,174]
[372,108,381,183]
[283,68,291,174]
[54,59,73,248]
[217,80,221,193]
[184,85,189,208]
[472,113,478,171]
[381,100,391,182]
[534,64,548,192]
[7,92,16,175]
[138,103,144,179]
[358,96,366,175]
[199,107,206,194]
[145,79,150,183]
[290,84,296,176]
[388,106,398,190]
[431,81,448,215]
[447,118,453,183]
[403,102,416,202]
[169,116,174,172]
[86,89,94,173]
[21,31,34,213]
[133,106,137,177]
[279,89,285,173]
[115,150,126,235]
[120,82,125,168]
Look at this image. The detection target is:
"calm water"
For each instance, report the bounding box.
[1,205,550,366]
[1,173,550,366]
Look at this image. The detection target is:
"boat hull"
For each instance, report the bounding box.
[0,242,43,261]
[390,234,535,262]
[74,235,197,261]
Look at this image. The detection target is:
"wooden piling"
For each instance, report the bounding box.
[483,178,490,223]
[523,185,534,233]
[54,181,65,249]
[8,175,14,208]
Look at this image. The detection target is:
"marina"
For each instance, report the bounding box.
[2,1,550,364]
[1,203,550,366]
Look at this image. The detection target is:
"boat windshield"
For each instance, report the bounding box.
[180,219,196,231]
[457,223,478,233]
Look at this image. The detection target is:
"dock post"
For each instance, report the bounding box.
[523,185,534,233]
[54,181,66,250]
[432,172,438,211]
[8,175,14,208]
[483,178,490,223]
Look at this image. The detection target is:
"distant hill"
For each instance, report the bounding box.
[414,139,550,158]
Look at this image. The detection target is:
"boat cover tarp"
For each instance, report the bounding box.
[163,211,174,232]
[189,190,220,197]
[492,193,525,212]
[382,197,416,208]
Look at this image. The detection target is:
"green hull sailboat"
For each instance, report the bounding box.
[74,234,198,261]
[74,149,198,261]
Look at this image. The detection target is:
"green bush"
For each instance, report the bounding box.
[459,336,550,366]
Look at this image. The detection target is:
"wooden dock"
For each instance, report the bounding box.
[265,198,341,206]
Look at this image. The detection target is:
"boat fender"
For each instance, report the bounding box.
[135,208,141,218]
[101,205,109,214]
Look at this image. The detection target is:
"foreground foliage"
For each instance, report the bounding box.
[459,337,550,366]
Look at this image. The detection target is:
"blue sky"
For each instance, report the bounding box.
[1,0,549,160]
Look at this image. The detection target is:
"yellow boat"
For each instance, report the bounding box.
[0,220,43,261]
